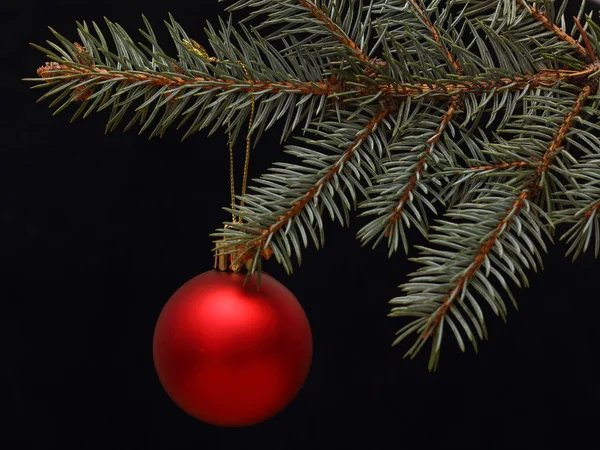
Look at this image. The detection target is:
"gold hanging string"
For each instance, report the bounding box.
[183,40,256,271]
[183,39,255,226]
[227,61,254,225]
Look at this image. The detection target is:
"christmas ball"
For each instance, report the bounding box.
[153,269,312,427]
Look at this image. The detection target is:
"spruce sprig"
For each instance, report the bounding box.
[25,0,600,369]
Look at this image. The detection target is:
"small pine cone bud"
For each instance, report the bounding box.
[37,62,64,78]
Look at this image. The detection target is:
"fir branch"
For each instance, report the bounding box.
[423,189,532,340]
[389,183,550,371]
[223,0,375,68]
[358,97,460,255]
[562,197,600,260]
[27,16,346,142]
[380,12,599,371]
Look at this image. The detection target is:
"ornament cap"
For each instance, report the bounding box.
[213,228,252,273]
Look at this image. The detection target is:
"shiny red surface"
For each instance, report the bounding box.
[153,270,312,427]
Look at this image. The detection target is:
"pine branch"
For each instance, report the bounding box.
[26,15,347,142]
[26,1,600,370]
[407,0,464,74]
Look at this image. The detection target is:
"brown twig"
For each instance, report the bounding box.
[536,84,593,185]
[36,62,338,96]
[378,69,580,98]
[468,161,530,171]
[573,17,597,63]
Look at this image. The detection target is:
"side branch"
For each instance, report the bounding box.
[516,0,587,58]
[264,108,390,238]
[537,84,593,186]
[235,108,391,265]
[573,17,597,62]
[408,0,463,74]
[423,81,595,340]
[383,1,465,238]
[383,99,459,238]
[296,0,370,63]
[423,190,531,339]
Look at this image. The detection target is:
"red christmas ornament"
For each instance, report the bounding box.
[153,269,312,427]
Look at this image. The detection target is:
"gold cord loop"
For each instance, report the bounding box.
[184,39,255,225]
[185,40,256,272]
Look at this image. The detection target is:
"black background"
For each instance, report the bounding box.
[3,1,599,449]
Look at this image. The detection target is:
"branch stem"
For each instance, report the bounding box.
[36,63,587,102]
[469,161,530,171]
